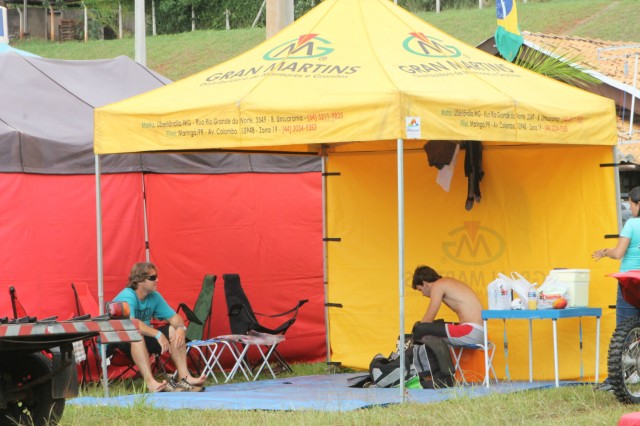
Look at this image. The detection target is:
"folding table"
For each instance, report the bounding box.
[187,331,285,382]
[186,338,251,383]
[481,307,601,388]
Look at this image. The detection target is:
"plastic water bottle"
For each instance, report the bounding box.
[527,285,537,310]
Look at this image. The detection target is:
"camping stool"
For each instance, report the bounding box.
[447,341,498,386]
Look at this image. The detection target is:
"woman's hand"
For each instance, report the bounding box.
[592,248,607,261]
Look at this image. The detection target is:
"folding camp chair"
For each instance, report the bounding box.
[71,282,102,385]
[157,274,217,376]
[68,282,144,381]
[9,286,38,323]
[223,273,308,374]
[9,285,59,323]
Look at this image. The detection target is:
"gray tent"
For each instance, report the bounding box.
[0,52,319,174]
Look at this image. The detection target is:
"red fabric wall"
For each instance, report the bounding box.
[0,172,325,364]
[144,173,325,363]
[0,173,145,319]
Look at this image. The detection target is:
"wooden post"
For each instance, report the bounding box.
[23,0,27,36]
[118,2,122,39]
[266,0,293,39]
[16,7,23,40]
[436,0,440,13]
[49,5,54,41]
[84,4,88,42]
[152,0,156,36]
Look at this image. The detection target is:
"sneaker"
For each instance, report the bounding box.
[174,378,205,392]
[595,379,613,392]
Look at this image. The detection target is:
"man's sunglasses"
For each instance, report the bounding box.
[146,274,158,281]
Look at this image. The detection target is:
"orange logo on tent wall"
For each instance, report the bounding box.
[403,32,461,58]
[264,34,334,61]
[441,221,505,265]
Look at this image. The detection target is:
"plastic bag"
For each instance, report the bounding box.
[497,272,536,309]
[508,272,534,301]
[487,276,512,310]
[537,276,569,309]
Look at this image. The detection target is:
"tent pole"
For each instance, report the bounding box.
[95,154,109,397]
[321,154,331,367]
[614,146,622,232]
[397,138,406,402]
[142,174,150,261]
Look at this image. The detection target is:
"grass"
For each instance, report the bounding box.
[60,362,636,425]
[10,0,640,81]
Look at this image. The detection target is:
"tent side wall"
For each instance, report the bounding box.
[0,171,327,365]
[141,172,326,362]
[0,173,146,317]
[327,144,616,380]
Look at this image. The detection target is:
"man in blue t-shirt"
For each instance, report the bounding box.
[107,262,206,392]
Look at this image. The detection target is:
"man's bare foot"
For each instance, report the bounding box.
[147,380,168,393]
[185,374,206,386]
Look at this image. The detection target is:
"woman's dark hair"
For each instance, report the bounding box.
[127,262,156,290]
[630,187,640,218]
[412,265,442,289]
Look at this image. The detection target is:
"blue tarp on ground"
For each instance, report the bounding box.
[68,374,584,412]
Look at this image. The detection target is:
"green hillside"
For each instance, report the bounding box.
[11,0,640,81]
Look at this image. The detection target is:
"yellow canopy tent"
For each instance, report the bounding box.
[95,0,619,385]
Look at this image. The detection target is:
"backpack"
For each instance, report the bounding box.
[412,336,455,389]
[364,336,455,389]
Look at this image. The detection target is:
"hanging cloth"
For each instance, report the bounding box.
[463,141,484,211]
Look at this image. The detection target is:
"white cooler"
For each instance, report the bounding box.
[548,269,590,307]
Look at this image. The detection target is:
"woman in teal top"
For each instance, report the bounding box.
[593,186,640,326]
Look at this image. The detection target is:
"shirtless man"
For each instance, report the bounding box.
[411,265,484,345]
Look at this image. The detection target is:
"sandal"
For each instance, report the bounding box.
[163,380,185,392]
[174,378,205,392]
[151,381,183,393]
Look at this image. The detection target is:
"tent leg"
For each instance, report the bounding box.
[95,154,109,397]
[614,146,622,232]
[397,139,406,402]
[322,154,331,368]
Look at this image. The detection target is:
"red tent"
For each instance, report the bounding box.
[0,53,325,362]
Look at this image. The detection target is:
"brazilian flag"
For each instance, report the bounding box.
[495,0,524,62]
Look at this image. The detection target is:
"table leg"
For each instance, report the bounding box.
[221,340,253,382]
[528,318,533,383]
[252,343,278,380]
[503,318,510,380]
[483,319,489,388]
[595,316,601,383]
[553,319,559,387]
[579,318,584,379]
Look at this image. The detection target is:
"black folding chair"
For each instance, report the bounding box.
[223,273,307,373]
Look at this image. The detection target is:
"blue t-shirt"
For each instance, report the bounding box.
[620,218,640,272]
[113,287,176,325]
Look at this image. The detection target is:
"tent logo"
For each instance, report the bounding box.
[263,34,334,60]
[442,221,504,265]
[403,32,461,58]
